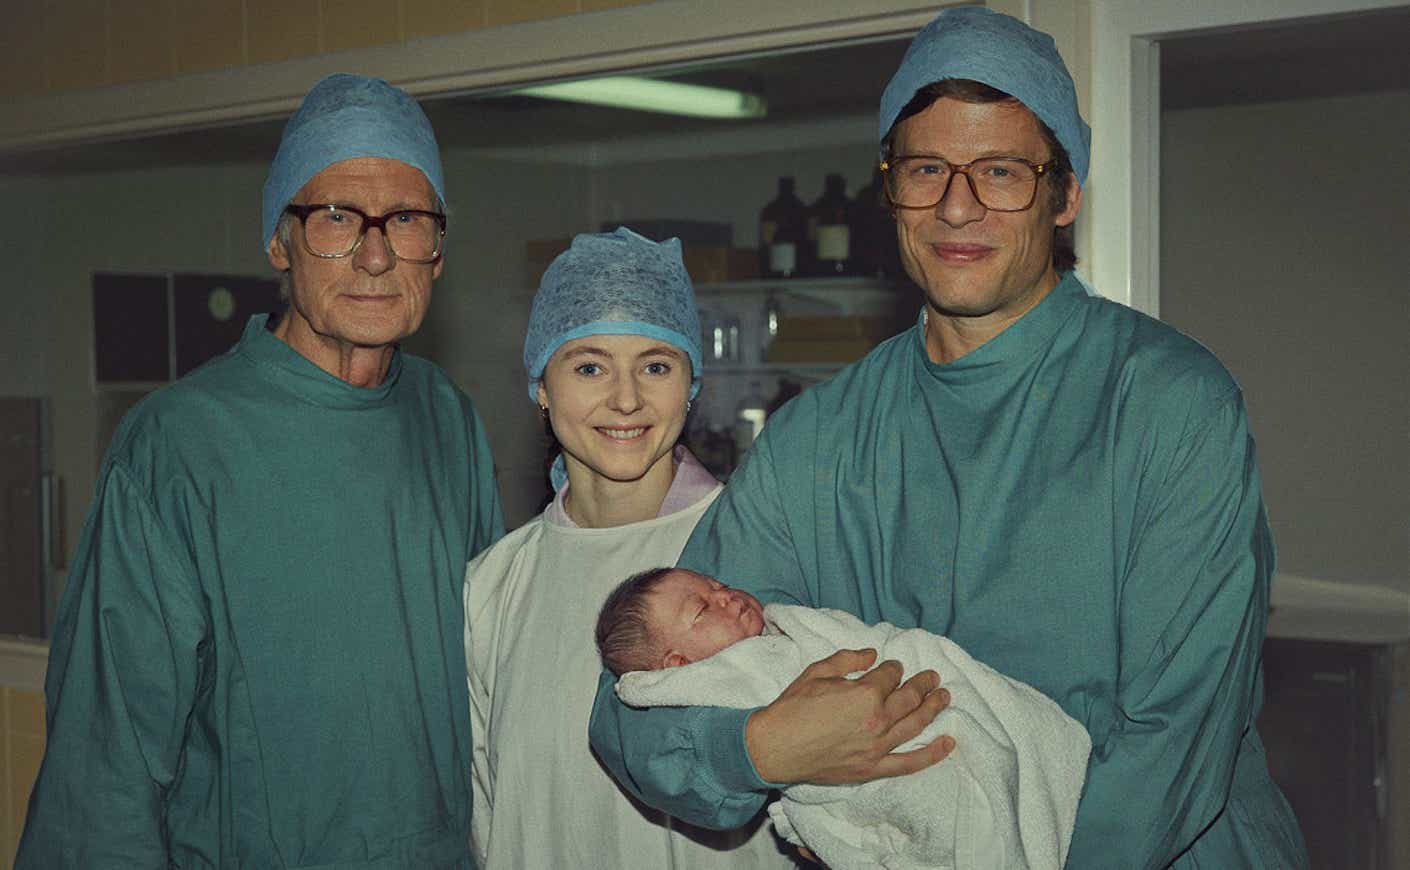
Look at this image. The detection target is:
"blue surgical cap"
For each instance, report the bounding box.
[879,6,1091,185]
[261,73,446,248]
[523,227,703,404]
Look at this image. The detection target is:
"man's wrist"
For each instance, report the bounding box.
[696,705,777,793]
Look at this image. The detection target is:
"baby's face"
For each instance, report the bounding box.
[648,570,765,668]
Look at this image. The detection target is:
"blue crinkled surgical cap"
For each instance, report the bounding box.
[261,73,445,248]
[524,227,703,405]
[879,6,1091,185]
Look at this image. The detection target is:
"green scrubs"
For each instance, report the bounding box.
[591,274,1307,868]
[18,315,503,869]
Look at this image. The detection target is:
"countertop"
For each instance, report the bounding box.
[1268,572,1410,645]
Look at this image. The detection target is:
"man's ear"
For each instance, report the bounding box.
[267,234,291,271]
[662,650,691,669]
[1055,173,1082,228]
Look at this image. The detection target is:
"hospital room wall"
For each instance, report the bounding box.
[1160,89,1410,598]
[0,162,272,625]
[0,152,567,590]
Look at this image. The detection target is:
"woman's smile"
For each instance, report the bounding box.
[599,425,649,441]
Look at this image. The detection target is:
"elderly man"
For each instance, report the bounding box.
[591,9,1308,868]
[18,74,503,868]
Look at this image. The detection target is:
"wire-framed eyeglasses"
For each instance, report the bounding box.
[283,203,447,263]
[880,155,1055,212]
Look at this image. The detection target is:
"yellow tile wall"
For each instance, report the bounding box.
[1,687,46,870]
[321,0,402,54]
[487,0,577,28]
[45,0,110,92]
[247,0,325,65]
[0,0,654,100]
[0,0,47,100]
[174,0,248,76]
[109,0,178,85]
[403,0,488,41]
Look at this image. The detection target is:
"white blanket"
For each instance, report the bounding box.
[616,604,1091,870]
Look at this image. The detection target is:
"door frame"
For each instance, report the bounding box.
[1084,0,1408,314]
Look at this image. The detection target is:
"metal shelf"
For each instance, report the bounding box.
[695,275,905,315]
[700,363,842,379]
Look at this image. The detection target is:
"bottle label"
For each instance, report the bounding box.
[769,242,797,275]
[760,220,778,245]
[817,224,850,261]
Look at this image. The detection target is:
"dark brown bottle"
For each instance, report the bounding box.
[852,166,902,279]
[807,173,855,276]
[757,177,807,279]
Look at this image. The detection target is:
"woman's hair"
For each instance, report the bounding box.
[595,566,678,676]
[523,227,703,404]
[882,79,1077,274]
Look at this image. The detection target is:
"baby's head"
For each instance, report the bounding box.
[595,567,766,676]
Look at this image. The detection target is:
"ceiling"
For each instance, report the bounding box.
[4,8,1406,175]
[2,38,907,175]
[1160,7,1410,110]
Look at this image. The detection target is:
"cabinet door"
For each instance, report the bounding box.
[0,398,45,637]
[93,272,169,383]
[173,274,281,376]
[1259,637,1386,869]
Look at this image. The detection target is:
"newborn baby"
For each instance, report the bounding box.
[596,565,768,675]
[595,567,1092,870]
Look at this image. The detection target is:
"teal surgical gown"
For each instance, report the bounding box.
[590,274,1308,869]
[18,315,503,869]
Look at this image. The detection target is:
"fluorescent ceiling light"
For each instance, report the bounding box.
[516,76,766,119]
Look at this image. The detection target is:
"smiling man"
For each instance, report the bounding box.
[18,74,503,869]
[592,8,1309,868]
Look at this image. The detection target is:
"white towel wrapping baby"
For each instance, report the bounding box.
[616,604,1091,870]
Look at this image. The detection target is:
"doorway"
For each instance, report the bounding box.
[1154,9,1410,868]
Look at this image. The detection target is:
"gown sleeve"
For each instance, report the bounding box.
[16,461,209,868]
[466,404,506,556]
[587,416,811,830]
[1065,388,1275,868]
[465,568,493,867]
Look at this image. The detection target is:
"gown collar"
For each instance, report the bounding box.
[236,313,403,409]
[546,446,718,529]
[914,271,1085,385]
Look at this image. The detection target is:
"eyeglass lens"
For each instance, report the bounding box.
[303,207,443,261]
[887,157,1040,211]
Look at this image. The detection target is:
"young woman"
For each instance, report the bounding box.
[464,228,793,868]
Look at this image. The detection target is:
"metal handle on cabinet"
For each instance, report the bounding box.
[41,472,63,571]
[1373,754,1387,819]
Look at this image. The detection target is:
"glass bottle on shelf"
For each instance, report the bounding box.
[719,313,741,362]
[760,292,783,359]
[808,173,855,276]
[851,165,901,279]
[733,380,768,458]
[757,177,807,279]
[701,307,740,364]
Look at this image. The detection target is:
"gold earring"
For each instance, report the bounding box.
[539,405,549,419]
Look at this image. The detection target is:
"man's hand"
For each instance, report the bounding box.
[745,648,953,785]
